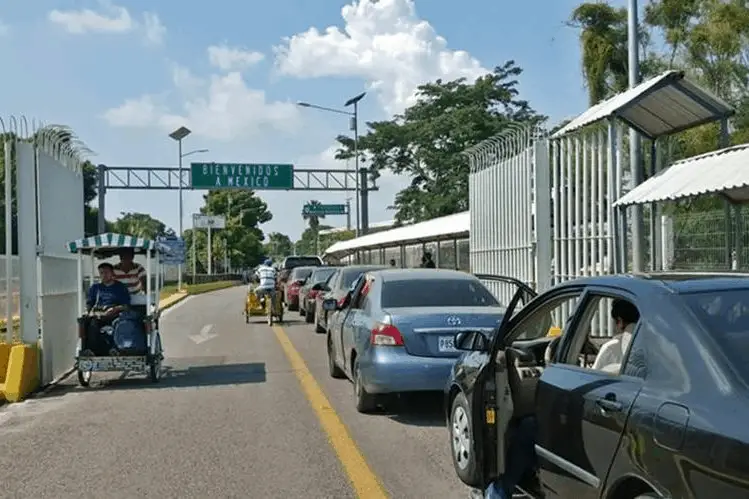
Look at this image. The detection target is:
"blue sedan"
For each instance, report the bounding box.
[323,268,518,413]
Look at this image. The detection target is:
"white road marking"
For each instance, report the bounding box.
[188,323,218,344]
[160,295,193,318]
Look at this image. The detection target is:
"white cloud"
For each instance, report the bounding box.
[208,44,265,71]
[103,61,301,141]
[274,0,487,114]
[142,12,166,45]
[48,4,166,44]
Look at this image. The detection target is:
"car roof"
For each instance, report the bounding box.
[341,264,387,272]
[291,266,316,272]
[558,272,749,295]
[371,268,476,282]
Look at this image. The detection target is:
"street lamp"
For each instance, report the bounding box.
[297,91,366,236]
[168,127,209,291]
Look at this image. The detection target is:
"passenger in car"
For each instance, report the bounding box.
[591,299,640,373]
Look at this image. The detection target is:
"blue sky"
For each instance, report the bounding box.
[0,0,626,240]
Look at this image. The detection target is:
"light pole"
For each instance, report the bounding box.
[169,125,208,290]
[297,91,366,236]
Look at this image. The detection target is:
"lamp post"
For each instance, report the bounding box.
[297,91,367,236]
[169,126,208,290]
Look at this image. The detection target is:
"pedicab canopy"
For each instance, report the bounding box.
[67,232,168,256]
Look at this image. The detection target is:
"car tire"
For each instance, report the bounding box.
[305,308,314,323]
[633,495,659,499]
[353,356,378,413]
[450,391,481,487]
[315,317,326,334]
[327,335,346,379]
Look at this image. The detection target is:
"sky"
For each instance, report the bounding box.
[0,0,627,241]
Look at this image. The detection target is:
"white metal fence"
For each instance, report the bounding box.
[0,255,20,322]
[2,117,85,384]
[465,123,552,306]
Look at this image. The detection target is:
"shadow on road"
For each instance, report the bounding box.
[380,392,446,428]
[96,362,267,390]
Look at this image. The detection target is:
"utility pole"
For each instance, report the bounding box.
[628,0,644,272]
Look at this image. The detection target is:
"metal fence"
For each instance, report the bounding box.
[465,123,552,306]
[0,255,19,323]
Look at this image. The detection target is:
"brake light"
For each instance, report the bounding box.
[308,290,319,299]
[337,296,347,307]
[371,323,404,346]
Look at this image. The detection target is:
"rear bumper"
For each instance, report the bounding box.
[358,347,457,394]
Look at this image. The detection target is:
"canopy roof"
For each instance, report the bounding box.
[67,232,166,254]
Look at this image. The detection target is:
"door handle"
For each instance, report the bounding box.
[595,397,622,413]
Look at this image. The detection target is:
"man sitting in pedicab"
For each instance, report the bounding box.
[80,262,131,356]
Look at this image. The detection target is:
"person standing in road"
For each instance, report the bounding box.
[389,259,397,267]
[420,252,436,268]
[113,248,147,295]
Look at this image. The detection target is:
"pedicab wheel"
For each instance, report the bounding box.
[77,368,92,387]
[149,360,161,383]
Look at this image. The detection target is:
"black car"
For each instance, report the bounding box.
[313,264,386,335]
[299,266,339,322]
[446,272,749,498]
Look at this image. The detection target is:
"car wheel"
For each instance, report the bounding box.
[352,356,378,413]
[305,307,314,323]
[315,316,326,334]
[633,495,659,499]
[327,335,346,379]
[450,391,481,487]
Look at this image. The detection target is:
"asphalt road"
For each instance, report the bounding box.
[0,286,470,499]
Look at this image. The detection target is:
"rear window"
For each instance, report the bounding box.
[684,289,749,381]
[291,267,314,280]
[284,257,322,269]
[311,267,337,283]
[381,278,500,308]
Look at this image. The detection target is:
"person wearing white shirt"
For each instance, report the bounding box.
[592,298,640,374]
[253,259,278,307]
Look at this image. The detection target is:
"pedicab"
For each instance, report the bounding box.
[244,279,284,326]
[68,232,167,387]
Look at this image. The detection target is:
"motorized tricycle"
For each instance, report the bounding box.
[68,232,166,386]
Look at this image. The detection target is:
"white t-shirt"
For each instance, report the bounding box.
[592,324,635,373]
[255,265,277,289]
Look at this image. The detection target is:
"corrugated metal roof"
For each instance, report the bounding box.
[614,144,749,207]
[552,70,733,139]
[323,211,469,256]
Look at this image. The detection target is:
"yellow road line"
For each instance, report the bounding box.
[272,325,389,499]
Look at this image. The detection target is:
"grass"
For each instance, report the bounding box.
[159,280,241,300]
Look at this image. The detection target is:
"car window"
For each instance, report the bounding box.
[341,268,380,289]
[284,257,322,269]
[381,278,499,308]
[561,294,643,377]
[291,268,313,280]
[311,268,337,284]
[683,289,749,382]
[508,292,584,342]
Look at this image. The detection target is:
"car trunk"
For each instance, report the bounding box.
[384,306,504,358]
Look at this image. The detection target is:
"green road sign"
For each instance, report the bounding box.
[302,203,347,216]
[190,163,294,189]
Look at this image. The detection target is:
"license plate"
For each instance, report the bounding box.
[438,336,456,352]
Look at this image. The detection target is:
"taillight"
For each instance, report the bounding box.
[337,297,347,307]
[371,323,404,346]
[308,290,319,299]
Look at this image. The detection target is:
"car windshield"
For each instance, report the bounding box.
[684,289,749,381]
[291,268,314,280]
[285,257,322,269]
[310,268,337,284]
[340,267,382,289]
[382,278,500,308]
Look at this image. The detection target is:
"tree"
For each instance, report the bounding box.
[264,232,293,259]
[187,189,272,270]
[302,200,325,230]
[334,61,545,223]
[111,212,169,239]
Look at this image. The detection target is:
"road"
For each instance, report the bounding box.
[0,286,470,498]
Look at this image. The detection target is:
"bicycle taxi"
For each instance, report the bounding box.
[244,270,284,326]
[67,232,167,387]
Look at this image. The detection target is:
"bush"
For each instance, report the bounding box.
[160,280,240,300]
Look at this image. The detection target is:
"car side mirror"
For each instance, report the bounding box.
[322,298,338,311]
[454,331,489,352]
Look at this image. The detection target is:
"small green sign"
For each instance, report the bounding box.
[190,163,294,190]
[303,203,347,216]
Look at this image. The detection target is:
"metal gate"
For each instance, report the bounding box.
[465,123,552,305]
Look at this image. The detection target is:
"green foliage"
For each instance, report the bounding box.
[334,61,545,223]
[185,189,272,270]
[302,199,325,230]
[264,232,293,259]
[111,212,169,239]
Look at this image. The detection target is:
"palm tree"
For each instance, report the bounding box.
[302,200,325,230]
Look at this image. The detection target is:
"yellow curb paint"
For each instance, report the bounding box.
[272,325,389,499]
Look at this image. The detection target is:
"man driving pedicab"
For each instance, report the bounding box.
[113,247,147,295]
[253,259,278,308]
[80,262,131,356]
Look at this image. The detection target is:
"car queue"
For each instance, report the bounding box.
[268,257,749,499]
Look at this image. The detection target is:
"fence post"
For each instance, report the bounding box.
[534,139,552,292]
[16,141,39,344]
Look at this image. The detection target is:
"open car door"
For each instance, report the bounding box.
[471,276,537,488]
